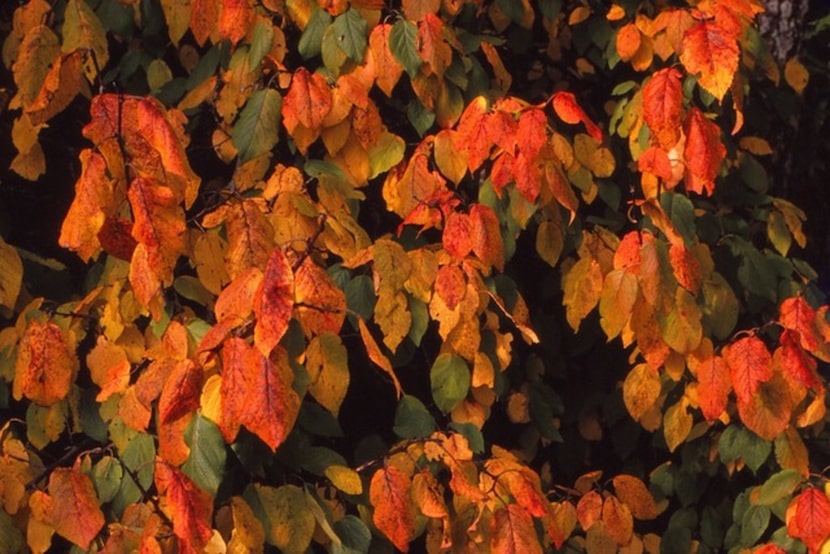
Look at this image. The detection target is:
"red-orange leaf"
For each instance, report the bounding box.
[692,353,731,422]
[679,20,739,101]
[58,149,114,262]
[470,204,505,272]
[159,360,203,424]
[442,211,473,262]
[254,247,294,356]
[638,146,673,181]
[224,199,275,280]
[490,504,543,554]
[737,371,799,440]
[779,296,820,352]
[358,318,403,398]
[642,67,684,149]
[47,468,105,549]
[611,474,658,520]
[13,320,76,405]
[683,107,725,196]
[551,92,603,142]
[370,466,416,552]
[787,488,830,554]
[190,0,218,46]
[369,24,403,97]
[516,109,547,159]
[724,335,772,404]
[417,14,452,78]
[776,330,820,389]
[220,338,300,450]
[456,96,492,171]
[616,23,642,62]
[283,68,332,134]
[577,490,603,531]
[217,0,254,44]
[669,243,701,293]
[155,462,213,554]
[294,257,347,337]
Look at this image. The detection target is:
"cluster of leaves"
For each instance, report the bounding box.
[1,0,829,552]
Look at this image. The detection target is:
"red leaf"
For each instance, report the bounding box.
[692,353,731,422]
[47,468,105,549]
[190,0,219,46]
[456,96,492,171]
[283,68,332,134]
[220,338,300,450]
[217,0,254,44]
[724,335,772,404]
[669,243,701,293]
[470,204,505,271]
[294,257,347,337]
[638,146,673,181]
[788,488,830,554]
[779,296,820,352]
[442,211,473,262]
[613,231,642,271]
[159,360,203,424]
[417,14,452,78]
[517,108,548,159]
[683,107,726,195]
[642,68,684,149]
[680,20,740,101]
[14,320,76,406]
[434,264,466,310]
[254,247,294,356]
[370,466,416,552]
[551,92,603,142]
[98,216,137,261]
[155,462,213,554]
[776,330,820,389]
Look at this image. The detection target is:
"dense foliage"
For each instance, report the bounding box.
[0,0,829,552]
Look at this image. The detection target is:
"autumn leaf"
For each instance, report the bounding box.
[455,96,492,171]
[159,360,203,424]
[599,269,638,340]
[616,23,642,62]
[551,91,603,142]
[254,247,295,356]
[13,320,77,406]
[358,317,404,398]
[46,468,105,549]
[190,0,219,45]
[490,504,543,554]
[683,107,726,196]
[0,236,23,312]
[417,14,452,78]
[218,0,254,44]
[470,204,506,272]
[778,296,820,353]
[562,256,604,331]
[642,67,684,149]
[369,24,404,96]
[305,332,350,416]
[442,211,473,262]
[737,371,801,441]
[602,495,633,545]
[62,0,109,80]
[724,335,772,404]
[623,364,661,421]
[155,462,213,554]
[370,465,416,551]
[283,68,332,134]
[220,338,300,450]
[611,475,658,520]
[689,348,731,422]
[680,20,740,101]
[787,488,830,553]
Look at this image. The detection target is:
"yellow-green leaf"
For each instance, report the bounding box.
[62,0,109,80]
[305,332,350,416]
[599,269,638,340]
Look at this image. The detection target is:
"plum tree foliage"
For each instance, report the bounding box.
[0,0,828,552]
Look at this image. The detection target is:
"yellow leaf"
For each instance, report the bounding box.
[255,484,315,554]
[599,269,638,340]
[784,57,809,95]
[160,0,192,45]
[434,130,467,185]
[562,256,603,331]
[62,0,109,80]
[623,364,662,421]
[325,465,363,495]
[304,333,350,416]
[663,397,692,452]
[0,236,23,313]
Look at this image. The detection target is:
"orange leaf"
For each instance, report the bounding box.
[724,335,772,404]
[470,204,505,272]
[679,20,739,101]
[155,462,213,554]
[776,330,820,389]
[254,247,294,356]
[369,24,403,97]
[638,146,673,181]
[159,360,203,424]
[455,96,492,172]
[370,466,416,552]
[217,0,254,44]
[128,176,186,287]
[283,68,332,134]
[358,317,404,398]
[220,338,300,450]
[669,243,701,293]
[215,267,264,325]
[515,108,547,159]
[616,23,642,62]
[435,264,466,310]
[787,488,830,554]
[190,0,219,46]
[779,296,820,353]
[417,14,452,78]
[602,495,634,545]
[224,199,275,279]
[402,0,440,20]
[47,468,105,549]
[611,474,658,520]
[551,91,603,142]
[58,149,114,262]
[442,211,473,262]
[642,67,684,149]
[86,336,131,402]
[411,470,448,518]
[490,504,543,554]
[690,351,731,422]
[683,107,725,196]
[294,257,347,337]
[13,320,76,405]
[98,217,137,261]
[577,490,603,530]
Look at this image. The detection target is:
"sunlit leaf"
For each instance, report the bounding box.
[370,466,416,552]
[156,462,214,554]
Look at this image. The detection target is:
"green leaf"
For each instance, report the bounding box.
[718,425,771,472]
[299,7,332,59]
[331,9,367,63]
[333,515,372,554]
[389,20,422,77]
[407,99,435,136]
[739,504,769,546]
[393,394,436,439]
[91,456,123,503]
[0,511,24,553]
[430,354,470,413]
[232,88,282,163]
[111,432,155,515]
[182,414,227,497]
[660,192,696,245]
[756,469,801,506]
[449,422,484,454]
[249,20,275,69]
